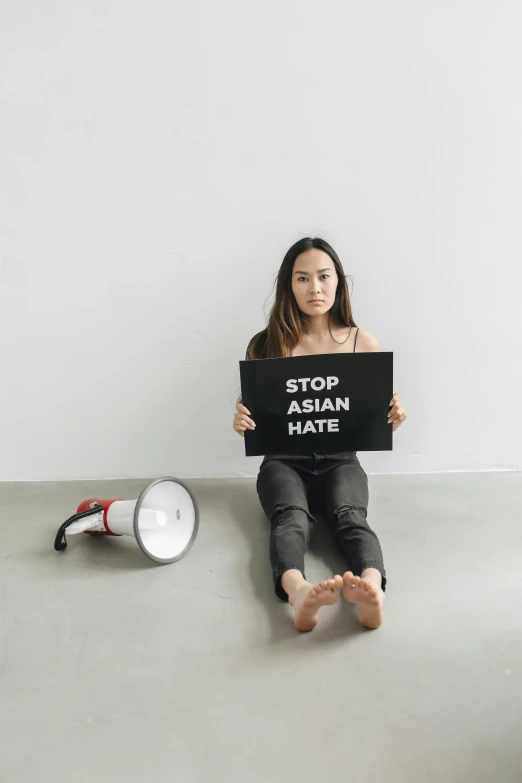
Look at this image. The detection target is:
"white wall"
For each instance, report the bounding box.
[1,1,521,481]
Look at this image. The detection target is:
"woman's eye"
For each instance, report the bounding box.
[298,277,308,282]
[321,274,329,280]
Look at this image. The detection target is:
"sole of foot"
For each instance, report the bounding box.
[342,571,384,629]
[290,576,343,632]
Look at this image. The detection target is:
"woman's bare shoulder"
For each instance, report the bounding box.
[355,329,380,352]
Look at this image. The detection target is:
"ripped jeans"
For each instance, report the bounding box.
[256,452,387,601]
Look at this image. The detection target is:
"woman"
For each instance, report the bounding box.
[233,237,407,632]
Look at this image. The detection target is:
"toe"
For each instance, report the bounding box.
[333,575,343,590]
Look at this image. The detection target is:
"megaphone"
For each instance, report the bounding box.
[54,477,199,564]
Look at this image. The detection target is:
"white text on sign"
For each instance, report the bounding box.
[285,376,348,436]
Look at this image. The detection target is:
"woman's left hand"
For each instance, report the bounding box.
[388,392,407,432]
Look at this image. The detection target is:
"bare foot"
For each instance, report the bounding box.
[289,576,343,632]
[342,571,384,629]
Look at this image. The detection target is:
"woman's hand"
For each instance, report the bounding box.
[233,403,256,437]
[388,392,407,432]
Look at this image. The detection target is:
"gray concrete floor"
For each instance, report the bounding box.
[1,472,522,783]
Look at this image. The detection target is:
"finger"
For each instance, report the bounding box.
[391,412,407,428]
[236,403,251,415]
[236,415,256,429]
[388,409,403,423]
[389,393,400,406]
[235,421,256,431]
[387,406,400,420]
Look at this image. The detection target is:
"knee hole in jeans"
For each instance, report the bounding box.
[335,504,365,516]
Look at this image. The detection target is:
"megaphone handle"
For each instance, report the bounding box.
[54,505,104,552]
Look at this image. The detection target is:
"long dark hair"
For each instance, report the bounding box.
[246,237,356,360]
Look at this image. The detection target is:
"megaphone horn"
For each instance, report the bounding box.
[54,477,199,564]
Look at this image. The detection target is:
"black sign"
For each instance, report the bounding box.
[239,352,393,457]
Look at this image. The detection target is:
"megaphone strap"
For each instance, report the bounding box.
[53,505,104,552]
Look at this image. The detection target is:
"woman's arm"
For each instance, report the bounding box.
[234,335,259,437]
[354,330,380,352]
[355,330,407,432]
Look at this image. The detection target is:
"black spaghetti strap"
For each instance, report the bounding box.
[353,327,359,352]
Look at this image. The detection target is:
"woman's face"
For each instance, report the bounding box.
[291,249,339,317]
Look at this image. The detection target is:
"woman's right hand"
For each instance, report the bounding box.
[233,403,256,437]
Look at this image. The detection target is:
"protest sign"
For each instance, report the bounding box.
[239,352,393,456]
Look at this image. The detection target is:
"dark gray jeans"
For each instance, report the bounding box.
[256,451,387,601]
